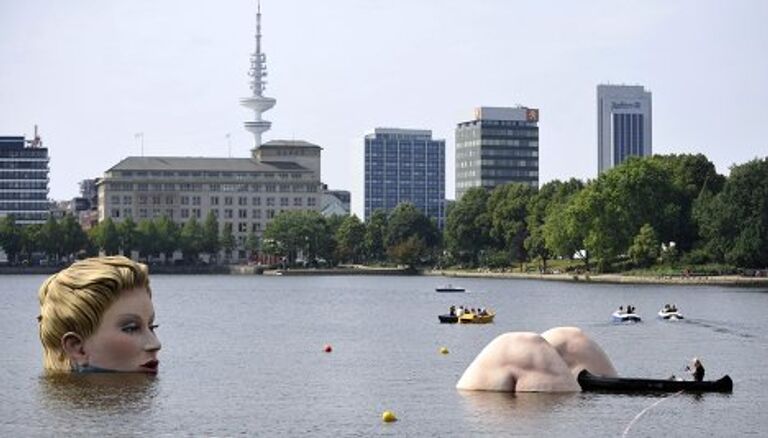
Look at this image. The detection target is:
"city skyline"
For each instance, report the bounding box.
[1,0,767,218]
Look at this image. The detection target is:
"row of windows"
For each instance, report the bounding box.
[0,181,48,190]
[457,139,539,148]
[109,208,303,228]
[0,150,48,158]
[0,192,47,200]
[116,170,304,180]
[0,201,49,210]
[0,212,48,221]
[107,182,319,193]
[110,195,319,207]
[0,171,48,179]
[0,161,49,169]
[457,159,538,168]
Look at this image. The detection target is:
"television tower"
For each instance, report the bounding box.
[240,1,276,151]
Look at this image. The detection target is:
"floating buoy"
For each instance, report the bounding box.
[439,346,449,355]
[323,344,333,353]
[381,410,397,423]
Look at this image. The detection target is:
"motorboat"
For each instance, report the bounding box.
[435,284,466,293]
[612,310,641,323]
[458,311,495,324]
[577,369,733,393]
[438,314,459,323]
[658,307,684,320]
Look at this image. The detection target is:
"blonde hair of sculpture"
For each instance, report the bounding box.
[37,256,151,372]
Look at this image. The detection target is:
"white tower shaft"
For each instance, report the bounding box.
[240,0,276,150]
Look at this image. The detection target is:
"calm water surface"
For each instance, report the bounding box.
[1,274,766,436]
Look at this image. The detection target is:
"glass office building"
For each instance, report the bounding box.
[364,128,445,229]
[0,135,49,224]
[597,84,652,174]
[455,106,539,200]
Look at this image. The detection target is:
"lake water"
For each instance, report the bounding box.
[1,274,766,436]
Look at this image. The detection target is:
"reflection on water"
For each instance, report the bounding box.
[38,373,158,414]
[457,389,578,419]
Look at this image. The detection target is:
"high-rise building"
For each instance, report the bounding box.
[597,84,652,173]
[455,106,539,200]
[364,128,445,229]
[0,128,49,224]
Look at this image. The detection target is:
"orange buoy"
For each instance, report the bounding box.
[323,344,333,353]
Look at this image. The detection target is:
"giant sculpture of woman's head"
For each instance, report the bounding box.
[38,256,161,373]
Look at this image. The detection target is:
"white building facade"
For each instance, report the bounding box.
[597,84,652,174]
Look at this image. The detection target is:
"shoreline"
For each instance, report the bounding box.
[2,264,766,287]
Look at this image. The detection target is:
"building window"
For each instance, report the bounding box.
[166,196,174,204]
[225,209,233,219]
[123,195,132,205]
[238,223,248,233]
[192,196,201,206]
[180,209,189,219]
[192,208,201,218]
[252,197,261,206]
[211,196,219,205]
[181,196,190,205]
[280,197,289,207]
[251,223,261,232]
[139,209,148,218]
[238,209,247,219]
[152,196,161,205]
[111,196,120,205]
[225,196,233,205]
[293,197,303,206]
[238,196,248,206]
[266,197,275,206]
[308,197,317,207]
[212,209,220,218]
[123,209,132,218]
[252,209,261,219]
[111,209,120,218]
[267,209,275,219]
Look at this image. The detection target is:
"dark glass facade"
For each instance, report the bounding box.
[612,113,645,166]
[455,118,539,200]
[364,129,445,229]
[0,136,50,224]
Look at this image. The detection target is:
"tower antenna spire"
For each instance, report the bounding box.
[240,0,276,153]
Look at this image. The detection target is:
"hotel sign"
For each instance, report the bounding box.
[526,108,539,122]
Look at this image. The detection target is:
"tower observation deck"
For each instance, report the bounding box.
[240,1,276,151]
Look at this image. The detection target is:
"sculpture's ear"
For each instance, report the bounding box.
[61,332,87,367]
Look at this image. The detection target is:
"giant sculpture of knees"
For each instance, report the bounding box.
[456,327,617,392]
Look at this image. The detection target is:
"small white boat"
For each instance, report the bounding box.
[658,308,684,320]
[612,311,641,323]
[435,284,466,293]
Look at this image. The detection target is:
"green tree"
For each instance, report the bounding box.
[39,216,63,262]
[180,217,204,262]
[245,230,260,256]
[695,158,768,267]
[136,219,161,261]
[387,235,427,270]
[91,217,120,255]
[59,214,87,260]
[629,224,660,268]
[0,215,22,264]
[118,217,138,256]
[364,210,388,262]
[202,211,221,262]
[335,215,366,263]
[155,216,180,262]
[220,222,236,261]
[444,187,491,266]
[487,183,535,263]
[21,224,42,262]
[525,180,583,271]
[385,203,439,265]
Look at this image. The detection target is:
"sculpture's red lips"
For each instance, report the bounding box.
[140,360,159,373]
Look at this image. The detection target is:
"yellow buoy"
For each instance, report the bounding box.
[439,347,449,354]
[381,410,397,423]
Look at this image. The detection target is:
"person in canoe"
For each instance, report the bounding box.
[687,357,705,382]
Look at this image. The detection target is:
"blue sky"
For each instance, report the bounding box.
[1,0,766,217]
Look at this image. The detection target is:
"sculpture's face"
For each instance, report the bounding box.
[81,287,161,373]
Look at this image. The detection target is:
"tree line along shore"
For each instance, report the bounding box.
[1,154,767,278]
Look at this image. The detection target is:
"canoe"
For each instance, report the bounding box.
[577,369,733,393]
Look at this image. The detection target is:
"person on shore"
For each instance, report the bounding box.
[37,256,161,374]
[686,358,705,382]
[456,327,617,392]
